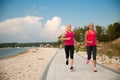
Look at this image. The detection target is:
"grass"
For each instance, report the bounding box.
[75,40,120,58]
[97,42,120,57]
[75,42,86,53]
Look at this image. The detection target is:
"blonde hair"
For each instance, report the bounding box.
[89,23,94,26]
[65,24,72,32]
[67,24,71,27]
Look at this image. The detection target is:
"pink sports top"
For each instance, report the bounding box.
[65,31,74,45]
[86,30,96,46]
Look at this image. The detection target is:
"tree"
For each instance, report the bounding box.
[73,26,89,42]
[56,35,62,45]
[106,22,120,41]
[56,21,120,44]
[96,25,106,42]
[74,28,81,41]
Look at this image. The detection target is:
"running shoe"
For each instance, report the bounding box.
[70,66,73,69]
[70,66,74,71]
[66,60,69,65]
[94,68,97,72]
[86,59,89,64]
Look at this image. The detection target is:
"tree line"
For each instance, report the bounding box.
[0,42,58,48]
[58,21,120,43]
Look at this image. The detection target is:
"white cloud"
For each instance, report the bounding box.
[44,16,65,41]
[0,16,65,42]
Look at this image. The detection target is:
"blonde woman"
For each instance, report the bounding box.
[61,24,75,70]
[85,23,97,72]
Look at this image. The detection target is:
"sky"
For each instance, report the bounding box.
[0,0,120,43]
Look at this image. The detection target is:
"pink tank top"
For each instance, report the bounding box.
[65,31,74,45]
[86,30,96,46]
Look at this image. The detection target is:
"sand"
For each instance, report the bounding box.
[77,51,120,73]
[0,48,57,80]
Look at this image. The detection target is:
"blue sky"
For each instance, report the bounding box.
[0,0,120,42]
[1,0,120,26]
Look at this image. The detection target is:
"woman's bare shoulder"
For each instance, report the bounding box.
[85,30,88,34]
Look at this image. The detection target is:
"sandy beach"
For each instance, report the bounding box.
[0,48,57,80]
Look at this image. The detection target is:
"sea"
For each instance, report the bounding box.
[0,47,29,59]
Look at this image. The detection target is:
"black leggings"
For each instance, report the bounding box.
[86,46,97,60]
[65,45,74,59]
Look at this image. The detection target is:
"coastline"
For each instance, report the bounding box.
[0,48,12,50]
[0,49,29,60]
[0,48,57,80]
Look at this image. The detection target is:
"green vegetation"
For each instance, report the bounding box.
[0,42,58,48]
[97,42,120,58]
[57,21,120,55]
[75,42,86,53]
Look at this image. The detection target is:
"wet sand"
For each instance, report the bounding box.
[0,48,57,80]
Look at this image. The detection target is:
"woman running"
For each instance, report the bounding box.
[61,24,75,70]
[85,23,97,72]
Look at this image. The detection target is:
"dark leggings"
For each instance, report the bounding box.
[86,46,97,60]
[65,45,74,59]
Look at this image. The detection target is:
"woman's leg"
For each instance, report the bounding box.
[86,46,92,64]
[65,45,69,65]
[92,46,97,72]
[70,46,74,67]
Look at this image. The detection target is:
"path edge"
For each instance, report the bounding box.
[40,48,59,80]
[76,52,120,74]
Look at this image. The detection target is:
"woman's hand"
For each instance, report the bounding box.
[61,37,71,41]
[87,41,93,44]
[66,37,71,40]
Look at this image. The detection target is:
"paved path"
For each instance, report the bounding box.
[46,49,120,80]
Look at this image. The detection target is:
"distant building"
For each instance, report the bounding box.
[46,44,50,47]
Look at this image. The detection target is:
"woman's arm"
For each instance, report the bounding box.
[84,31,88,43]
[61,32,70,41]
[84,31,92,44]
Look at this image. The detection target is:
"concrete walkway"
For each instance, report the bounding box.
[46,49,120,80]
